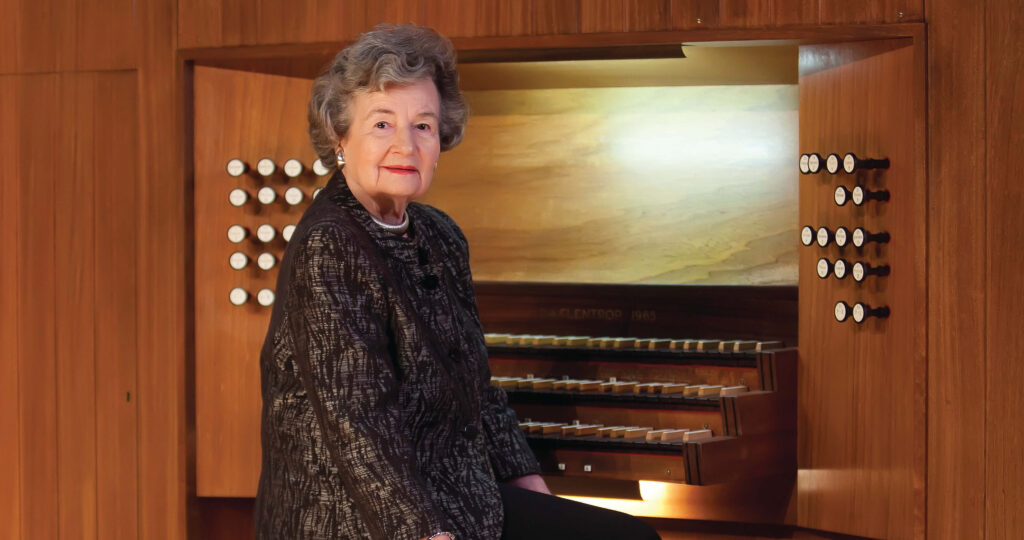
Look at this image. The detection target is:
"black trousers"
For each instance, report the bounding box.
[498,484,662,540]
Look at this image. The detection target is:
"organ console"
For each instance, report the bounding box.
[192,32,927,539]
[482,328,796,486]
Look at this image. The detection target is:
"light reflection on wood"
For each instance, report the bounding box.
[423,85,799,284]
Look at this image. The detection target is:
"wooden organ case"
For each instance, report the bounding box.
[191,27,925,539]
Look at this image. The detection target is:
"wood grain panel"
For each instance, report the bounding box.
[668,0,720,29]
[193,66,322,496]
[986,0,1024,536]
[364,0,426,26]
[55,72,98,540]
[17,73,59,540]
[773,0,819,26]
[424,83,799,284]
[92,70,140,540]
[796,39,925,539]
[580,0,627,32]
[425,0,532,38]
[925,0,987,537]
[532,0,581,34]
[719,0,773,27]
[579,0,669,33]
[819,0,923,24]
[0,0,136,74]
[136,0,189,536]
[0,75,23,540]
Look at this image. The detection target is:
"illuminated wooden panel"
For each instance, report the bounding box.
[423,82,798,284]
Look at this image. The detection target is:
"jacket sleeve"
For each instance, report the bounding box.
[436,211,542,481]
[287,223,449,540]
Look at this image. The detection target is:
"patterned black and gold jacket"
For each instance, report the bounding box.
[254,172,540,540]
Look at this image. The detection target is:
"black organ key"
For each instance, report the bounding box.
[852,261,890,282]
[843,152,890,174]
[852,227,890,248]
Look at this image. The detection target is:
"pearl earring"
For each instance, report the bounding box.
[336,152,345,168]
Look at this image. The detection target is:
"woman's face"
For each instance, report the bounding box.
[338,78,442,213]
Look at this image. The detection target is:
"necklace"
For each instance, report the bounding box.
[370,212,410,234]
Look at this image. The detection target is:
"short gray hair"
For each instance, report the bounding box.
[308,24,468,171]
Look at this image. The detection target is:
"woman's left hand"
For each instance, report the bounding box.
[505,474,551,495]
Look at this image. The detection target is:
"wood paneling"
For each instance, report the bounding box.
[136,0,188,537]
[0,71,142,540]
[719,0,773,27]
[0,0,136,74]
[925,0,987,538]
[55,73,99,540]
[581,0,670,33]
[796,38,925,539]
[17,73,60,540]
[820,0,924,24]
[668,0,720,29]
[192,66,320,496]
[426,0,532,38]
[986,0,1024,537]
[93,71,140,540]
[0,75,24,540]
[532,0,581,34]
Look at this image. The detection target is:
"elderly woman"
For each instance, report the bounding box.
[254,24,661,540]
